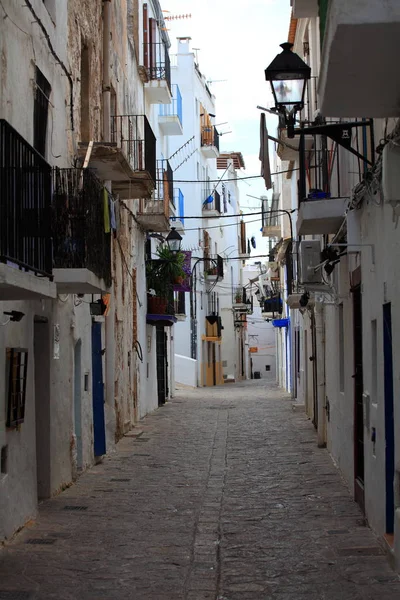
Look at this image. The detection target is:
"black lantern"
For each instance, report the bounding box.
[265,43,311,134]
[165,227,182,255]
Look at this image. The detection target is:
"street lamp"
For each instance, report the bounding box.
[165,227,182,255]
[265,42,311,137]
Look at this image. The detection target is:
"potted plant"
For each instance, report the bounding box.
[146,245,186,314]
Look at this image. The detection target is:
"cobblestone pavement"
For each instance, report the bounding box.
[1,380,399,600]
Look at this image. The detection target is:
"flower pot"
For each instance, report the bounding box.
[147,296,168,315]
[174,276,184,285]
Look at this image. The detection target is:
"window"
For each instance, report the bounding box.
[34,67,51,157]
[6,348,28,428]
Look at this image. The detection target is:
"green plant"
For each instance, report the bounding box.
[146,245,185,296]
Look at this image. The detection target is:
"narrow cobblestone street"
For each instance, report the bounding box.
[1,380,399,600]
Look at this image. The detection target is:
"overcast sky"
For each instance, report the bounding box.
[164,0,291,248]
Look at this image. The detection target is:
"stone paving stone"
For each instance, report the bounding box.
[0,380,399,600]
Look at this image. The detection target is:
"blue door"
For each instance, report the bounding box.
[92,322,106,457]
[383,303,395,534]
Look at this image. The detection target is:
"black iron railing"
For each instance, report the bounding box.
[110,115,156,184]
[144,42,171,92]
[0,119,52,276]
[156,159,173,206]
[233,286,253,313]
[262,294,283,317]
[52,168,111,287]
[301,141,342,203]
[214,126,220,152]
[202,190,221,213]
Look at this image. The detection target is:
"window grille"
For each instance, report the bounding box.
[6,348,28,428]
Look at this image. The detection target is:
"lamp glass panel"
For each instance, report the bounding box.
[272,79,304,106]
[167,239,181,253]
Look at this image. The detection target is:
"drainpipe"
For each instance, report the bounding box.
[103,0,115,443]
[315,301,326,448]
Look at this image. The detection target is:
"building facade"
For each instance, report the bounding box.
[273,0,400,569]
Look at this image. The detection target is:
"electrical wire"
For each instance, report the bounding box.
[148,167,300,184]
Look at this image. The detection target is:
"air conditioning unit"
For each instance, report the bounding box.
[298,240,322,284]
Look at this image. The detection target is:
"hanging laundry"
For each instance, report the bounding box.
[103,188,111,234]
[109,196,117,232]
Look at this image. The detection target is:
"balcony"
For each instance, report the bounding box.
[52,169,111,294]
[232,286,253,314]
[297,144,348,235]
[290,0,318,18]
[78,115,156,199]
[204,255,224,282]
[277,127,314,162]
[201,125,220,159]
[261,294,283,320]
[146,261,177,327]
[318,0,400,117]
[202,190,221,217]
[0,120,56,300]
[170,188,185,232]
[143,42,172,105]
[262,198,281,238]
[159,85,183,135]
[239,220,250,258]
[136,159,173,232]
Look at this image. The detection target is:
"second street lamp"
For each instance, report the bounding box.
[165,227,182,255]
[265,42,311,137]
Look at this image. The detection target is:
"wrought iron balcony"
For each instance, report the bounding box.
[78,115,156,199]
[261,294,283,319]
[297,141,348,235]
[0,120,56,299]
[202,189,221,215]
[201,125,220,158]
[52,168,111,293]
[232,286,253,314]
[143,41,172,104]
[159,84,183,135]
[137,159,173,232]
[204,254,224,280]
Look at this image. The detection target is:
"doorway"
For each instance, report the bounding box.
[156,325,168,405]
[383,303,395,535]
[352,279,365,512]
[34,318,51,500]
[92,322,106,457]
[311,313,318,429]
[73,339,83,471]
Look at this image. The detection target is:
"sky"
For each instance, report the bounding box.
[163,0,292,250]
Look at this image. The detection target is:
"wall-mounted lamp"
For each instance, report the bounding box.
[166,227,183,255]
[264,42,311,137]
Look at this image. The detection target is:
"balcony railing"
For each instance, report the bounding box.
[52,168,112,287]
[110,114,156,183]
[233,286,253,313]
[202,189,221,213]
[171,188,184,224]
[0,119,52,276]
[301,141,343,203]
[201,125,220,151]
[143,41,171,91]
[159,84,182,126]
[156,159,173,206]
